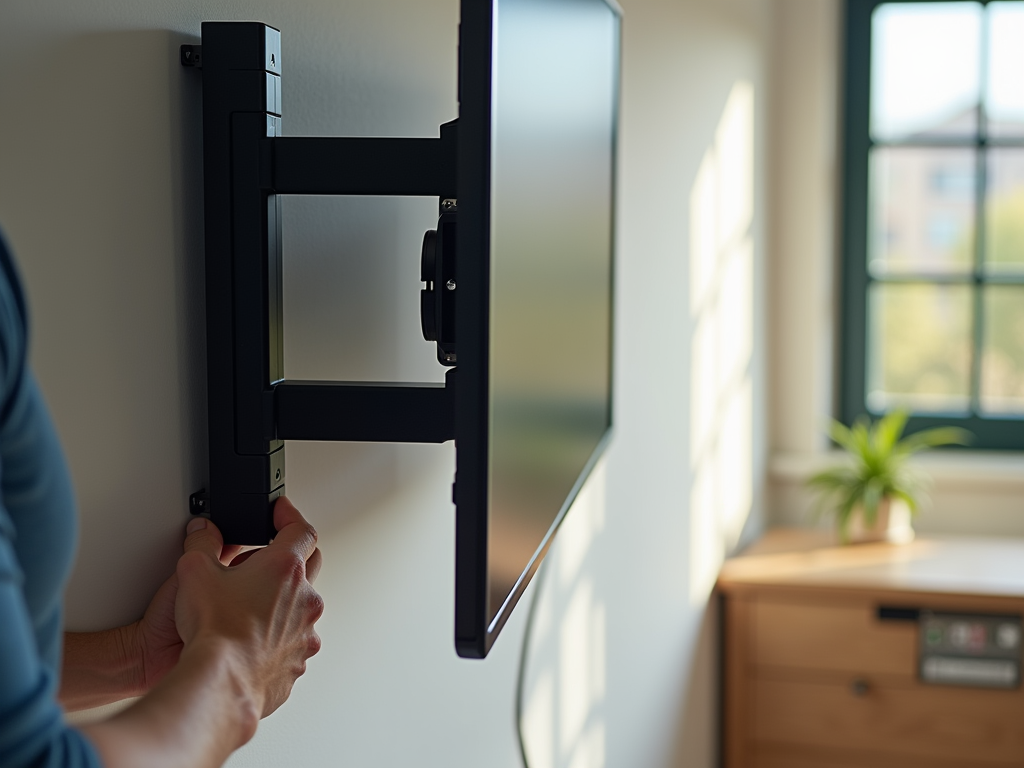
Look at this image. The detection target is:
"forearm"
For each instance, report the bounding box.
[60,624,145,711]
[80,638,259,768]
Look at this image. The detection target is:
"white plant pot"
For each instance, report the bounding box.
[844,496,915,545]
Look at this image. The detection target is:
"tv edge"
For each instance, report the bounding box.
[454,0,620,658]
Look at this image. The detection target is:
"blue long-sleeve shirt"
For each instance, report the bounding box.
[0,232,102,767]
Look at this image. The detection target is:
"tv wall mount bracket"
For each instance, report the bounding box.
[182,22,458,544]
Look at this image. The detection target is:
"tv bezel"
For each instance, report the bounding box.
[453,0,622,659]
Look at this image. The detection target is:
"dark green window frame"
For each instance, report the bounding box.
[840,0,1024,449]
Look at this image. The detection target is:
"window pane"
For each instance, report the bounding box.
[867,283,972,413]
[871,3,981,140]
[869,147,975,275]
[987,2,1024,137]
[986,149,1024,273]
[981,286,1024,414]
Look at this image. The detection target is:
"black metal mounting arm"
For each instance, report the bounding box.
[274,369,456,444]
[263,121,457,198]
[184,23,458,544]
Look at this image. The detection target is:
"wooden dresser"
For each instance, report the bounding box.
[717,529,1024,768]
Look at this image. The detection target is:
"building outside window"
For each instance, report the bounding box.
[841,0,1024,448]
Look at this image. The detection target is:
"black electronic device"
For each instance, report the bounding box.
[453,0,620,657]
[185,0,620,658]
[919,611,1022,689]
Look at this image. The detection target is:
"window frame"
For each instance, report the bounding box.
[840,0,1024,449]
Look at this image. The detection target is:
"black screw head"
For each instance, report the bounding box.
[180,45,202,68]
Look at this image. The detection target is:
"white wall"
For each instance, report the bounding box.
[0,1,771,766]
[518,3,770,766]
[765,0,1024,535]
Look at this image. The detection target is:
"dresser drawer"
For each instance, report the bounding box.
[753,676,1024,764]
[752,744,1004,768]
[754,598,915,676]
[753,755,865,768]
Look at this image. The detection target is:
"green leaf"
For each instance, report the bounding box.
[827,419,858,455]
[806,466,859,491]
[809,412,970,532]
[862,476,884,526]
[850,418,872,460]
[897,426,973,455]
[873,409,908,458]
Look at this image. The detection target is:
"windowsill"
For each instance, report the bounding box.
[770,449,1024,492]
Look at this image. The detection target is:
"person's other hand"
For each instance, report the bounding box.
[173,497,324,719]
[129,519,259,693]
[131,568,183,693]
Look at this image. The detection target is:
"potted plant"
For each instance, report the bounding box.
[806,410,971,544]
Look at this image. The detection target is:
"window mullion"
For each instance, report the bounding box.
[970,4,991,415]
[970,141,987,414]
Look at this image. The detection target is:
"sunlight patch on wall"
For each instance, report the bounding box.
[689,81,755,605]
[521,460,607,768]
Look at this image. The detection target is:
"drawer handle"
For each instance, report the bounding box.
[877,606,920,622]
[849,678,870,697]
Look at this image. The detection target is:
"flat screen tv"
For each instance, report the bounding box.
[189,4,619,660]
[453,0,621,658]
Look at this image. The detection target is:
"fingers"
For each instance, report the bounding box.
[307,630,322,659]
[272,495,305,533]
[270,496,318,561]
[182,517,224,558]
[306,548,323,584]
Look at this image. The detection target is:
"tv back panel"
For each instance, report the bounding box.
[454,0,621,658]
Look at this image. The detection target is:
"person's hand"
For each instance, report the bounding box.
[173,496,324,720]
[128,521,259,694]
[130,568,183,693]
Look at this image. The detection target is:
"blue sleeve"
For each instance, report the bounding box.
[0,229,103,768]
[0,532,102,768]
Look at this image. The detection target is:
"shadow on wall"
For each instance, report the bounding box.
[0,27,445,626]
[518,79,758,768]
[668,598,720,768]
[520,459,609,768]
[0,29,216,627]
[172,31,209,519]
[280,188,441,538]
[277,33,451,538]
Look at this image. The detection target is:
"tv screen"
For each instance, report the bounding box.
[455,0,620,658]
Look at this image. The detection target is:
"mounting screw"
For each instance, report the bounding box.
[444,353,456,363]
[446,279,456,291]
[275,468,282,482]
[441,198,457,211]
[189,489,210,516]
[180,45,203,68]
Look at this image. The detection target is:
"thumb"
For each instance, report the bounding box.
[182,517,225,558]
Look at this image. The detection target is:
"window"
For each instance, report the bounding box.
[841,0,1024,448]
